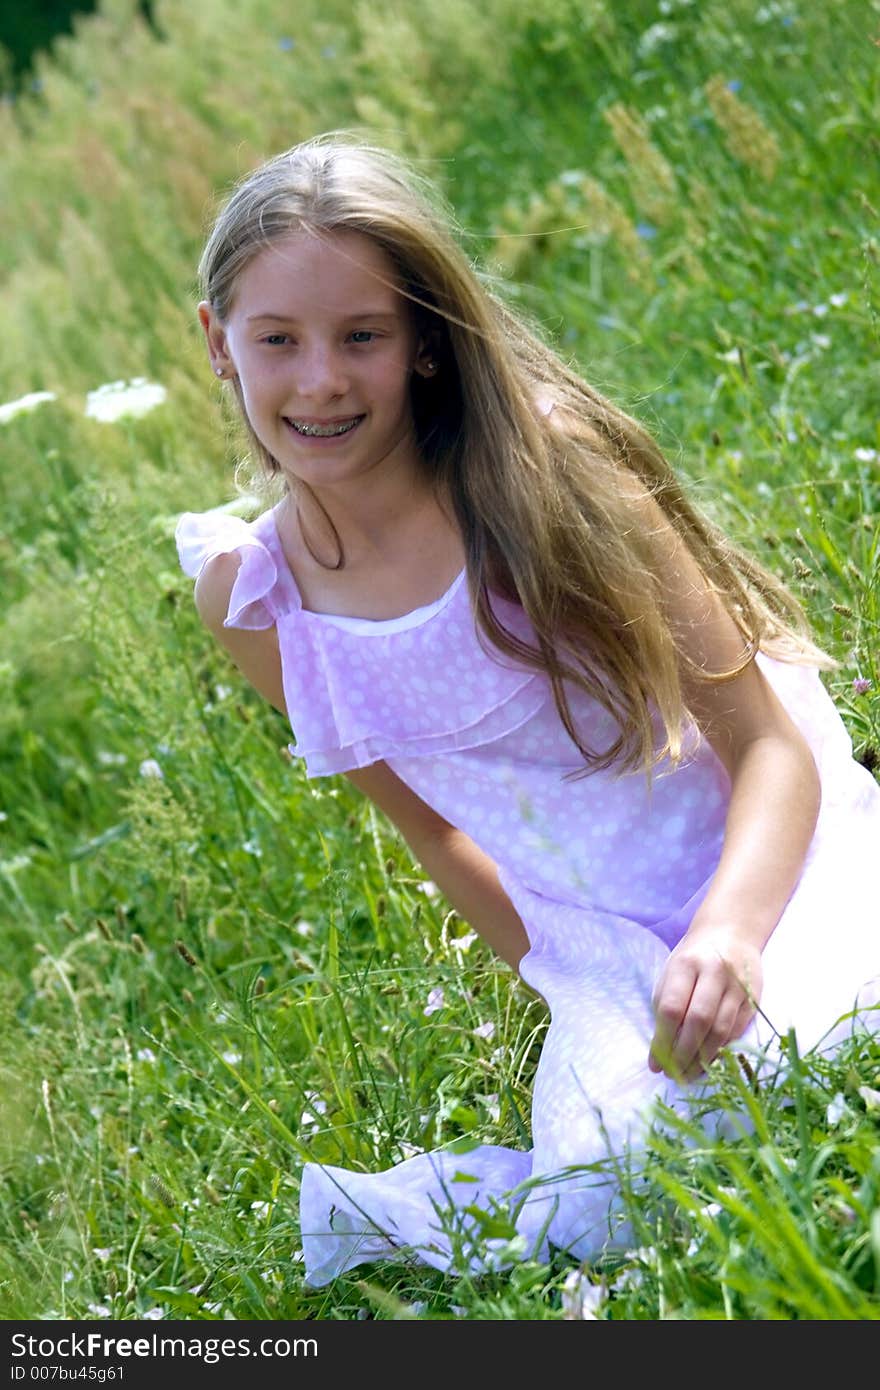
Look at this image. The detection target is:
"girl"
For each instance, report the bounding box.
[176,133,880,1288]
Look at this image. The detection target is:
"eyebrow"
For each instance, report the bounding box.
[245,311,401,323]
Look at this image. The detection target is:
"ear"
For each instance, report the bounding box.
[412,321,443,378]
[198,301,236,380]
[413,345,439,379]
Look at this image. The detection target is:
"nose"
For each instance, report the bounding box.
[295,344,348,402]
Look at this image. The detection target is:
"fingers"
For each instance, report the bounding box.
[648,960,696,1076]
[649,955,759,1082]
[668,978,744,1080]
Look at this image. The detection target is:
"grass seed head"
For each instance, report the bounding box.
[175,939,197,967]
[705,75,781,181]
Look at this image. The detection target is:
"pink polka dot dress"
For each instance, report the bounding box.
[176,503,880,1287]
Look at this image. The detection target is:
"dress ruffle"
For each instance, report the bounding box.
[175,509,279,631]
[175,506,550,776]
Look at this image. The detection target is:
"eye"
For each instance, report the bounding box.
[349,330,377,344]
[260,333,291,347]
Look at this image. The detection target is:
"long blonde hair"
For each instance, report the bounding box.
[199,132,832,776]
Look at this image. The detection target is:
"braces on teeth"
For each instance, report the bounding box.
[290,418,361,436]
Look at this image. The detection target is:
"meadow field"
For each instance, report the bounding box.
[0,0,878,1320]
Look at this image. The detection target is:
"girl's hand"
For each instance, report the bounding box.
[648,926,763,1081]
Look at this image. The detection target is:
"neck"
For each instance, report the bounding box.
[281,453,448,572]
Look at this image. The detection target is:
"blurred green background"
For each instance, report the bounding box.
[1,2,98,82]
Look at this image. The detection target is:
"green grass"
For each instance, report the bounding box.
[0,0,878,1320]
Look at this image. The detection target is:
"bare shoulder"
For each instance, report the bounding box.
[192,554,286,716]
[193,551,243,635]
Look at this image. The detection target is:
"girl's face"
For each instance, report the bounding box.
[199,229,434,494]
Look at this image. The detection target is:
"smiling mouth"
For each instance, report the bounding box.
[286,416,364,437]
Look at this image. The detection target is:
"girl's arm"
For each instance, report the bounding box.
[193,553,288,713]
[193,553,531,969]
[543,405,821,1079]
[634,489,822,1081]
[346,762,531,969]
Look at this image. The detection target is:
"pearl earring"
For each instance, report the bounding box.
[215,367,225,378]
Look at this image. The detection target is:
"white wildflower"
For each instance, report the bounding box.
[811,303,829,318]
[86,1303,112,1318]
[97,750,126,766]
[473,1020,496,1040]
[300,1093,327,1129]
[424,987,445,1016]
[828,291,848,308]
[250,1200,271,1217]
[84,377,167,423]
[136,1048,156,1063]
[0,390,56,424]
[1,852,32,874]
[420,880,440,899]
[143,1307,165,1320]
[295,919,314,938]
[858,1086,880,1110]
[138,759,163,779]
[451,930,478,954]
[637,21,677,55]
[92,1247,112,1261]
[561,1268,605,1319]
[221,1050,241,1066]
[826,1091,848,1125]
[717,348,741,363]
[854,447,878,463]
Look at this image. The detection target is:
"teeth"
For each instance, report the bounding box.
[289,417,361,437]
